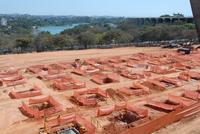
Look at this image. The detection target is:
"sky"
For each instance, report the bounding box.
[0,0,193,17]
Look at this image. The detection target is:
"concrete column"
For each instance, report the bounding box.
[190,0,200,41]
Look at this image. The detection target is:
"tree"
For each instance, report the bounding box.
[52,35,77,49]
[102,30,121,44]
[173,13,184,18]
[15,38,31,49]
[77,32,96,49]
[160,14,171,18]
[102,29,133,44]
[64,35,77,49]
[117,32,133,43]
[33,32,54,52]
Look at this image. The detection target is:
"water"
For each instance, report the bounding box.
[37,23,83,35]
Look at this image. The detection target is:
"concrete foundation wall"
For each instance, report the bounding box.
[190,0,200,41]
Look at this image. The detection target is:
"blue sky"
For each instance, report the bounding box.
[0,0,193,17]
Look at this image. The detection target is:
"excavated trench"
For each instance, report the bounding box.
[103,78,114,84]
[31,102,54,111]
[114,111,139,124]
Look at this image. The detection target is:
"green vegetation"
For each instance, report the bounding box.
[160,13,184,18]
[0,14,197,54]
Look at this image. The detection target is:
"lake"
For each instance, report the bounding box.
[37,23,84,35]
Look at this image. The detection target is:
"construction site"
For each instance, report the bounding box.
[0,0,200,134]
[0,46,200,134]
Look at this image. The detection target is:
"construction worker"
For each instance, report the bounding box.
[73,59,82,68]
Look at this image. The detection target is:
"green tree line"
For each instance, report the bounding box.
[0,15,197,54]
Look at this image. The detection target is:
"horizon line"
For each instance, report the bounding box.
[0,13,193,18]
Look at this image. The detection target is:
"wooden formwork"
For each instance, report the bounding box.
[121,102,200,134]
[91,73,120,85]
[120,70,151,80]
[9,85,42,99]
[149,65,177,74]
[44,114,96,134]
[2,49,200,134]
[52,76,86,91]
[96,103,148,118]
[72,65,100,76]
[143,76,183,91]
[118,82,150,96]
[19,96,63,118]
[71,88,107,106]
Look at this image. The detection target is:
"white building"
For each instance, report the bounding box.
[1,18,7,26]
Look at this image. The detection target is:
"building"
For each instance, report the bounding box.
[0,18,7,26]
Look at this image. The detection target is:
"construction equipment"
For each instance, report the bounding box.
[177,48,192,55]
